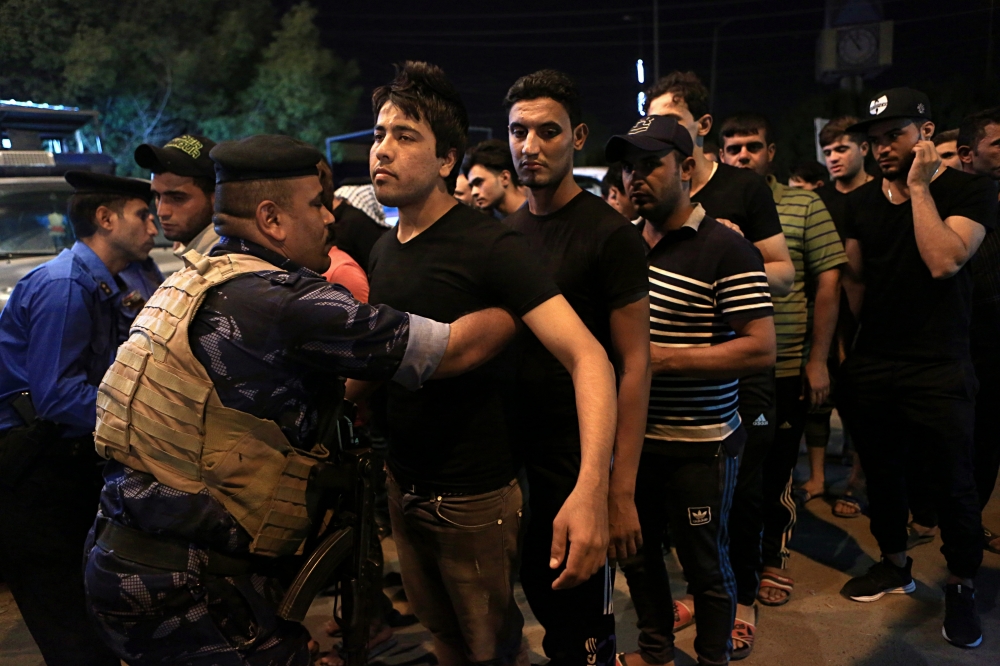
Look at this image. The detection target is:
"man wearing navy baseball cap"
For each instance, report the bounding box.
[838,87,999,649]
[610,115,777,666]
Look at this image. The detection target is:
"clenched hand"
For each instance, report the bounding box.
[550,486,610,589]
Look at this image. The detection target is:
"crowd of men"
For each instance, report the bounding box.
[0,60,998,666]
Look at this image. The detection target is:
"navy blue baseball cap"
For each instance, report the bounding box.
[605,115,695,162]
[847,88,933,133]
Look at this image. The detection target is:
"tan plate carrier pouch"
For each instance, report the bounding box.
[94,249,321,558]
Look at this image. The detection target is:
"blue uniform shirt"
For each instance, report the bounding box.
[0,241,123,437]
[118,257,165,339]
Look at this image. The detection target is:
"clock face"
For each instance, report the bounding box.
[838,27,878,67]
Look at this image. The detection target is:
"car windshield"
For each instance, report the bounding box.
[0,188,75,255]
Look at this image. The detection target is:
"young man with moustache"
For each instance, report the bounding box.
[643,70,791,637]
[717,114,846,649]
[361,62,620,666]
[608,114,775,666]
[503,69,652,666]
[463,138,526,217]
[839,88,998,649]
[958,107,1000,555]
[934,129,962,171]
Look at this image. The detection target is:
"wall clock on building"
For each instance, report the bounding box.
[837,25,878,67]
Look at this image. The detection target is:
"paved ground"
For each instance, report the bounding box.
[3,420,1000,665]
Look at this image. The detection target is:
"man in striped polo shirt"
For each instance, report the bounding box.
[607,115,776,666]
[719,114,847,627]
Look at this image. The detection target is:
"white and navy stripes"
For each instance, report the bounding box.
[643,211,773,445]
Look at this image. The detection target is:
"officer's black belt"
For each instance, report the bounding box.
[95,518,260,576]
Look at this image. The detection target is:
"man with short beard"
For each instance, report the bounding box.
[359,62,621,666]
[609,114,775,666]
[503,69,652,666]
[958,107,1000,556]
[463,138,526,217]
[839,88,998,649]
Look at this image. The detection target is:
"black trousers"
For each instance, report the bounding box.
[0,451,119,666]
[973,356,1000,510]
[621,442,741,666]
[761,375,809,569]
[520,449,616,666]
[728,371,776,605]
[840,355,982,579]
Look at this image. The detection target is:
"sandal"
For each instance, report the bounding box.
[985,527,1000,555]
[731,604,758,661]
[832,491,865,519]
[906,521,937,549]
[757,571,793,607]
[794,486,824,506]
[673,598,695,631]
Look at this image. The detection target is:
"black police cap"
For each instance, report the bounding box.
[134,134,216,178]
[209,135,322,184]
[847,88,933,133]
[64,170,151,200]
[605,115,695,163]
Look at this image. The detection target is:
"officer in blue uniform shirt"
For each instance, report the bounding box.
[82,135,519,665]
[0,170,156,666]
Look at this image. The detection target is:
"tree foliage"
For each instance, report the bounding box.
[0,0,360,175]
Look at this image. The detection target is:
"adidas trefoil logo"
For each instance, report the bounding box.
[688,506,711,526]
[753,414,769,426]
[779,421,792,429]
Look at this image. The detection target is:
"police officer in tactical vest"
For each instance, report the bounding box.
[82,135,518,664]
[0,171,157,666]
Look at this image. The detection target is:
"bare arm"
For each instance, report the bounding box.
[521,295,617,590]
[804,267,840,409]
[606,297,651,561]
[432,307,518,378]
[909,140,988,279]
[843,239,865,318]
[755,233,795,297]
[650,315,776,379]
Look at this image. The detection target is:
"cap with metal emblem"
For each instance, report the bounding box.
[847,88,933,133]
[209,135,323,184]
[134,134,217,179]
[605,115,695,163]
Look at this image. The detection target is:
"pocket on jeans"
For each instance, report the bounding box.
[433,492,505,530]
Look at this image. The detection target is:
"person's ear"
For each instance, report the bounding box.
[860,141,870,156]
[255,200,285,242]
[920,121,935,140]
[958,145,974,165]
[500,170,512,189]
[573,123,589,150]
[697,114,713,137]
[679,155,697,182]
[93,205,119,233]
[767,143,776,163]
[439,148,458,179]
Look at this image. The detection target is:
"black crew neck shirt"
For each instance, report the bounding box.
[844,168,999,361]
[368,203,560,493]
[691,162,783,243]
[504,190,649,449]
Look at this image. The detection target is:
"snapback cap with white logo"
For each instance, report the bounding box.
[847,87,933,133]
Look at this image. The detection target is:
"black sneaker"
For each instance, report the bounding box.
[841,557,915,602]
[942,583,982,648]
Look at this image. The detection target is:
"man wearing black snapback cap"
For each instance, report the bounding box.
[608,116,776,666]
[0,171,156,665]
[838,87,998,649]
[135,133,219,256]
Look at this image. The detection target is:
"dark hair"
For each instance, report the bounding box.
[819,116,866,148]
[718,113,775,145]
[933,128,959,146]
[192,176,215,196]
[601,163,625,199]
[644,71,710,120]
[702,138,720,157]
[67,194,127,238]
[462,139,519,185]
[958,107,1000,151]
[790,161,828,186]
[372,61,469,186]
[504,69,583,128]
[214,179,294,219]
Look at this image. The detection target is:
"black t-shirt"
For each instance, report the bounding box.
[691,162,783,242]
[504,191,649,449]
[333,202,386,275]
[844,169,999,360]
[368,203,560,493]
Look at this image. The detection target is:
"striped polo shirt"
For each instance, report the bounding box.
[767,176,847,378]
[642,205,773,449]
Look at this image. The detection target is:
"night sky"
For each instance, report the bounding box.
[307,0,997,161]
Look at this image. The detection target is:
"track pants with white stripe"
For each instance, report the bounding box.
[620,437,742,666]
[520,448,617,666]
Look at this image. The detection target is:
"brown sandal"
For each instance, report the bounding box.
[757,571,793,607]
[731,604,758,661]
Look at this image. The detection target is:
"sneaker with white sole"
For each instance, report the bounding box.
[942,583,982,648]
[841,557,915,602]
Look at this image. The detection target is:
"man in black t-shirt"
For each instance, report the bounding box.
[351,62,621,666]
[839,88,998,650]
[503,70,652,666]
[958,107,1000,555]
[643,71,792,632]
